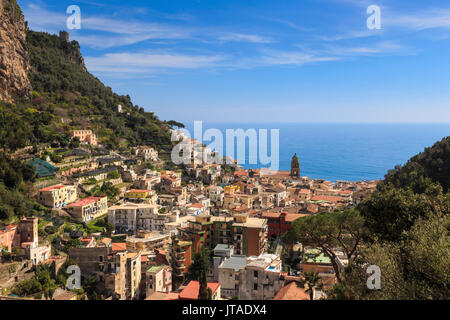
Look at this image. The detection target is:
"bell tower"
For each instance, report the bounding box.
[290,153,300,178]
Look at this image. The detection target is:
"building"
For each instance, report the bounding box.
[179,280,221,300]
[145,265,172,297]
[25,243,51,265]
[65,196,108,222]
[302,248,334,274]
[238,254,283,300]
[125,189,157,204]
[273,281,310,300]
[134,146,158,162]
[231,215,268,256]
[290,153,300,178]
[0,218,51,265]
[210,244,234,282]
[126,231,170,253]
[0,225,18,252]
[172,240,193,278]
[208,186,224,206]
[72,130,98,146]
[262,211,309,239]
[38,185,77,208]
[108,203,181,235]
[126,251,142,300]
[69,246,128,300]
[218,255,247,298]
[177,214,268,257]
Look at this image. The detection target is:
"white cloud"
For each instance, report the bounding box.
[321,41,412,56]
[385,8,450,30]
[85,52,226,73]
[259,51,339,66]
[218,33,274,43]
[22,3,191,48]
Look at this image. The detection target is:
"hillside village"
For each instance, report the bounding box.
[1,0,447,303]
[0,127,379,300]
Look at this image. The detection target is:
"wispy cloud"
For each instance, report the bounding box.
[218,33,273,43]
[22,3,191,48]
[270,19,312,32]
[259,50,339,66]
[85,52,226,73]
[321,41,412,56]
[320,29,384,41]
[384,8,450,30]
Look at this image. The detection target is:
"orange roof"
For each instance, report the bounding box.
[129,189,152,193]
[141,255,148,263]
[39,185,66,192]
[262,212,281,219]
[234,171,248,176]
[99,238,111,246]
[273,282,310,300]
[179,281,220,300]
[111,243,127,252]
[311,195,342,203]
[145,292,179,300]
[189,203,203,208]
[285,213,310,223]
[67,196,104,207]
[299,189,311,194]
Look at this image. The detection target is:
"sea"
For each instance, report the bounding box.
[182,122,450,182]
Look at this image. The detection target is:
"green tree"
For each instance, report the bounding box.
[359,183,450,242]
[286,209,365,282]
[301,272,323,300]
[327,213,449,300]
[187,248,212,300]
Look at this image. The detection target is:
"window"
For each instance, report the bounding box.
[253,271,258,278]
[99,256,104,262]
[253,283,258,290]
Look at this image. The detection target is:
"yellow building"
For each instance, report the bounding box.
[38,185,77,208]
[125,189,157,205]
[224,185,240,194]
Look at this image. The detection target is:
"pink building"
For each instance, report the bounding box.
[72,130,98,146]
[0,225,20,252]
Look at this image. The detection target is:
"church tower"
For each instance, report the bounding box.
[290,153,300,178]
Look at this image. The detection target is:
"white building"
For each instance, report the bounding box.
[238,254,283,300]
[108,203,178,234]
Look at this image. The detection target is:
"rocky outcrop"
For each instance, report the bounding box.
[0,0,31,102]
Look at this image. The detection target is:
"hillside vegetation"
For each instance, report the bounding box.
[0,30,176,153]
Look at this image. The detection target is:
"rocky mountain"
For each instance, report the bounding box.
[0,0,31,102]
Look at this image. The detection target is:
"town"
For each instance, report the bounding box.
[0,128,379,300]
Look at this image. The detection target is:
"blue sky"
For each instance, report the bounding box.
[19,0,450,123]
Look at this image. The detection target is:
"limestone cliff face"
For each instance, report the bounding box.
[0,0,31,102]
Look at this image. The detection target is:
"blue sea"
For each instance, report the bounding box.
[182,123,450,182]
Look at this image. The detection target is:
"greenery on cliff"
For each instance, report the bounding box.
[287,135,450,300]
[0,29,176,153]
[0,8,179,226]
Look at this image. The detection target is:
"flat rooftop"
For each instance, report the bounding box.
[219,255,247,271]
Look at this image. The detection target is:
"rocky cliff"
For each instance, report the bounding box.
[0,0,31,102]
